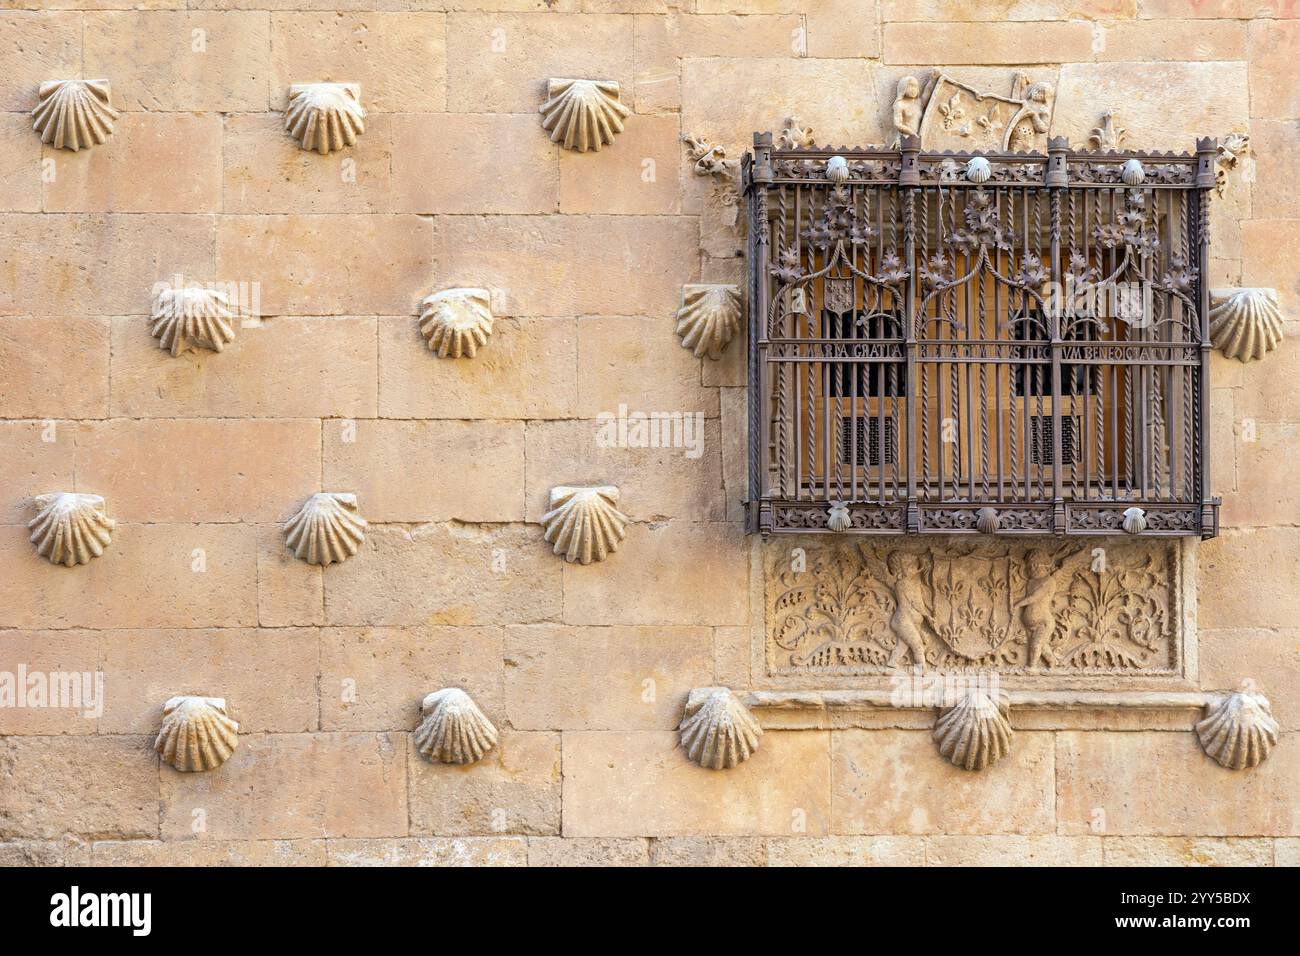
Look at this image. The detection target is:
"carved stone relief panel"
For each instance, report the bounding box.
[763,537,1185,681]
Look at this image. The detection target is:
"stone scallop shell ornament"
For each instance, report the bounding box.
[540,485,628,565]
[538,78,630,152]
[31,80,118,151]
[283,493,367,566]
[155,696,239,772]
[418,288,494,358]
[933,690,1013,771]
[285,83,364,155]
[415,688,498,765]
[676,284,742,361]
[965,156,991,183]
[679,687,762,770]
[150,286,236,356]
[1196,691,1278,770]
[1208,288,1284,362]
[28,493,115,567]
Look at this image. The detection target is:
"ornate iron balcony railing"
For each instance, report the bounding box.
[743,135,1220,537]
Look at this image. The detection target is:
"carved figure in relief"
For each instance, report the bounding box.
[1008,82,1052,152]
[1013,547,1088,667]
[884,551,935,670]
[892,76,922,147]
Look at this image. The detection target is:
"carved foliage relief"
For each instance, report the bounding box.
[765,538,1180,677]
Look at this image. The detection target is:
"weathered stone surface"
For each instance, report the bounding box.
[380,316,577,420]
[0,421,76,525]
[1097,19,1246,62]
[0,12,82,111]
[110,316,377,419]
[0,736,158,839]
[270,13,445,112]
[527,836,649,867]
[0,840,71,866]
[90,839,327,867]
[324,419,524,523]
[393,113,557,214]
[1236,330,1300,422]
[0,523,257,629]
[650,837,767,866]
[321,626,503,732]
[882,0,1135,18]
[1242,220,1300,314]
[160,733,407,840]
[446,13,633,113]
[98,628,318,734]
[1056,731,1299,836]
[1250,121,1300,220]
[433,215,697,318]
[925,836,1104,867]
[575,316,720,419]
[562,730,830,837]
[559,114,680,214]
[0,629,99,735]
[408,731,560,836]
[1222,422,1300,526]
[0,113,41,211]
[1277,838,1300,866]
[74,419,320,522]
[767,836,926,866]
[1249,19,1300,120]
[806,0,882,58]
[324,523,562,626]
[326,837,527,867]
[224,113,393,214]
[504,625,713,730]
[0,214,215,317]
[215,214,432,316]
[256,523,324,627]
[524,419,724,523]
[1199,631,1300,733]
[831,730,1056,835]
[719,386,747,523]
[83,11,271,112]
[884,21,1094,65]
[1102,836,1273,867]
[1199,529,1300,629]
[560,522,750,626]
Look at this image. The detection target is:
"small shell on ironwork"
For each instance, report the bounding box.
[28,493,115,567]
[284,493,367,566]
[1196,691,1278,770]
[155,696,239,773]
[676,284,742,361]
[825,155,849,183]
[31,80,118,151]
[538,78,629,152]
[976,507,1000,534]
[1121,158,1146,186]
[934,690,1013,771]
[418,288,494,358]
[679,687,762,770]
[1121,506,1147,535]
[285,82,364,155]
[1208,288,1284,363]
[965,156,991,183]
[541,485,628,565]
[150,286,236,357]
[415,688,498,765]
[826,502,851,532]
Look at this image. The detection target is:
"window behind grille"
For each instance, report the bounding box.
[840,415,897,467]
[1030,415,1080,467]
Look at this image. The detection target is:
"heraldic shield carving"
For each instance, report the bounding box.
[765,538,1182,678]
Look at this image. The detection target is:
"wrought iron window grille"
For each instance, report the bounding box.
[744,134,1220,537]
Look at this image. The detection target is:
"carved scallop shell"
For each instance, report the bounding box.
[283,493,366,566]
[976,507,1000,534]
[31,80,118,151]
[285,83,364,155]
[538,78,629,152]
[418,288,494,358]
[1122,506,1147,535]
[676,284,742,361]
[1121,158,1146,186]
[1208,288,1284,362]
[540,485,627,565]
[827,501,851,532]
[28,493,115,567]
[933,690,1013,771]
[679,687,762,770]
[1197,691,1278,770]
[414,688,498,765]
[149,286,236,356]
[825,155,849,183]
[155,696,239,773]
[965,156,991,183]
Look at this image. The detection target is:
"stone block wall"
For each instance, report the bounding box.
[0,1,1296,866]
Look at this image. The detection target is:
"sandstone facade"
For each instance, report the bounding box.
[0,2,1297,867]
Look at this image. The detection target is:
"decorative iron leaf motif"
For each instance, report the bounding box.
[949,189,1014,254]
[1093,190,1159,255]
[802,184,877,250]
